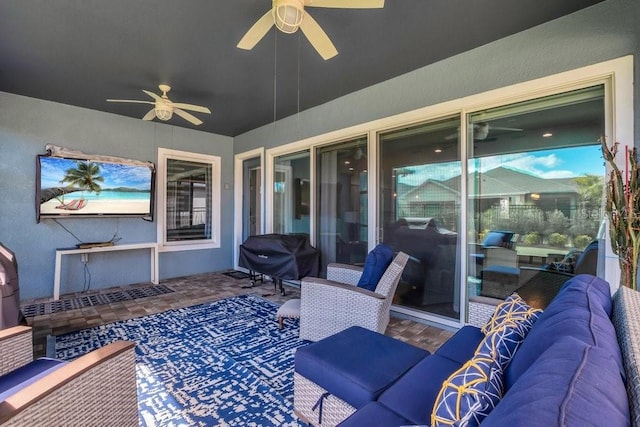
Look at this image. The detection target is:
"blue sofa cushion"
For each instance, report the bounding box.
[482,337,630,427]
[377,354,462,425]
[357,244,394,291]
[337,402,410,427]
[505,275,624,389]
[434,325,484,365]
[295,326,429,409]
[0,358,66,402]
[431,353,503,427]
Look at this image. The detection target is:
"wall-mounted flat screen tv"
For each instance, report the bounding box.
[36,154,155,222]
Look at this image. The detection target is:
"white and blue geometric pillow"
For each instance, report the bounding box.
[481,293,542,337]
[431,354,504,427]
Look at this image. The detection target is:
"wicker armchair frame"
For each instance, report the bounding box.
[299,252,409,342]
[0,326,137,426]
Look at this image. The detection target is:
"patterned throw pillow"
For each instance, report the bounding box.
[431,354,504,427]
[481,293,542,336]
[432,296,542,426]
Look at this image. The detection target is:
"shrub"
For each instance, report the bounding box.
[522,232,540,245]
[573,235,593,249]
[548,232,569,247]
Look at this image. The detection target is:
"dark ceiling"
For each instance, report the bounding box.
[0,0,604,137]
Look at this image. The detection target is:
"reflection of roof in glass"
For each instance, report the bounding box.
[401,166,582,201]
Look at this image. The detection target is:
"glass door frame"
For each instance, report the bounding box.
[233,147,265,271]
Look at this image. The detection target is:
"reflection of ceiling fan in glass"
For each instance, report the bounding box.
[445,122,524,141]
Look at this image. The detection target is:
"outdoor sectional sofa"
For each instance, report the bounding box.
[294,274,639,426]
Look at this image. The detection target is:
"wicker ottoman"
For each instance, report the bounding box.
[294,326,429,426]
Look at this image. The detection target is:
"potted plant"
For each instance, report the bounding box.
[602,138,640,290]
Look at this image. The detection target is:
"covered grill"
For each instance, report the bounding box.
[238,234,319,295]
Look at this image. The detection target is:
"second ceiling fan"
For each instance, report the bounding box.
[237,0,385,60]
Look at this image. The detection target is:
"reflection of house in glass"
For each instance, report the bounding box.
[397,166,599,236]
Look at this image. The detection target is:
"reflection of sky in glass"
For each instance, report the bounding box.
[398,145,604,186]
[40,157,152,190]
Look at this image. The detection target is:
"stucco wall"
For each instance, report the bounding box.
[0,93,234,299]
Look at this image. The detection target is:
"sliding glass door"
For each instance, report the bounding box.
[467,85,605,299]
[379,117,463,321]
[273,150,310,236]
[315,137,368,272]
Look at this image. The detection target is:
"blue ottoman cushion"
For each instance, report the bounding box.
[295,326,429,409]
[483,337,629,426]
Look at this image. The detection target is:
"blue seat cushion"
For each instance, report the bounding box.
[357,244,394,291]
[0,358,66,402]
[295,326,429,409]
[483,231,514,248]
[505,274,623,389]
[482,337,629,427]
[378,354,462,425]
[434,325,484,365]
[337,402,410,427]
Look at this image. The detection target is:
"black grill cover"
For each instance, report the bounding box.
[238,234,319,280]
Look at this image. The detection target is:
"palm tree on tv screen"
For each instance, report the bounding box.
[59,161,104,205]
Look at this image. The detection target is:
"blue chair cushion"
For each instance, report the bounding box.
[357,244,394,291]
[337,402,410,427]
[295,326,429,409]
[482,337,630,427]
[0,358,66,402]
[482,231,513,248]
[378,354,462,425]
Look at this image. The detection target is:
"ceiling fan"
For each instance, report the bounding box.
[237,0,385,60]
[107,85,211,126]
[445,122,524,141]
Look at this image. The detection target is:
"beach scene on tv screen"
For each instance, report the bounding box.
[39,157,152,216]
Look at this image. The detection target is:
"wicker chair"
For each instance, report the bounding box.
[0,326,137,426]
[299,251,409,342]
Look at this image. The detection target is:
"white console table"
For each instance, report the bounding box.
[54,243,159,300]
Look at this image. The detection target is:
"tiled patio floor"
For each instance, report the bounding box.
[23,271,453,357]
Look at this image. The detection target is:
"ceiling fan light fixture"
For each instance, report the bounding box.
[274,0,304,33]
[155,105,173,121]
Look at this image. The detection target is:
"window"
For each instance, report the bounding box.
[157,148,221,250]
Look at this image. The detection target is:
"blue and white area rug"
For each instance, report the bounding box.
[55,294,309,426]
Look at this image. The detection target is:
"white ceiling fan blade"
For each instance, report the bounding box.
[237,10,275,50]
[306,0,384,8]
[107,99,154,105]
[299,13,338,60]
[174,108,203,126]
[172,103,211,114]
[142,90,163,101]
[142,109,156,121]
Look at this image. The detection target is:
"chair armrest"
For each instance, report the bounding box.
[0,326,33,376]
[326,263,363,286]
[0,340,137,425]
[301,277,385,300]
